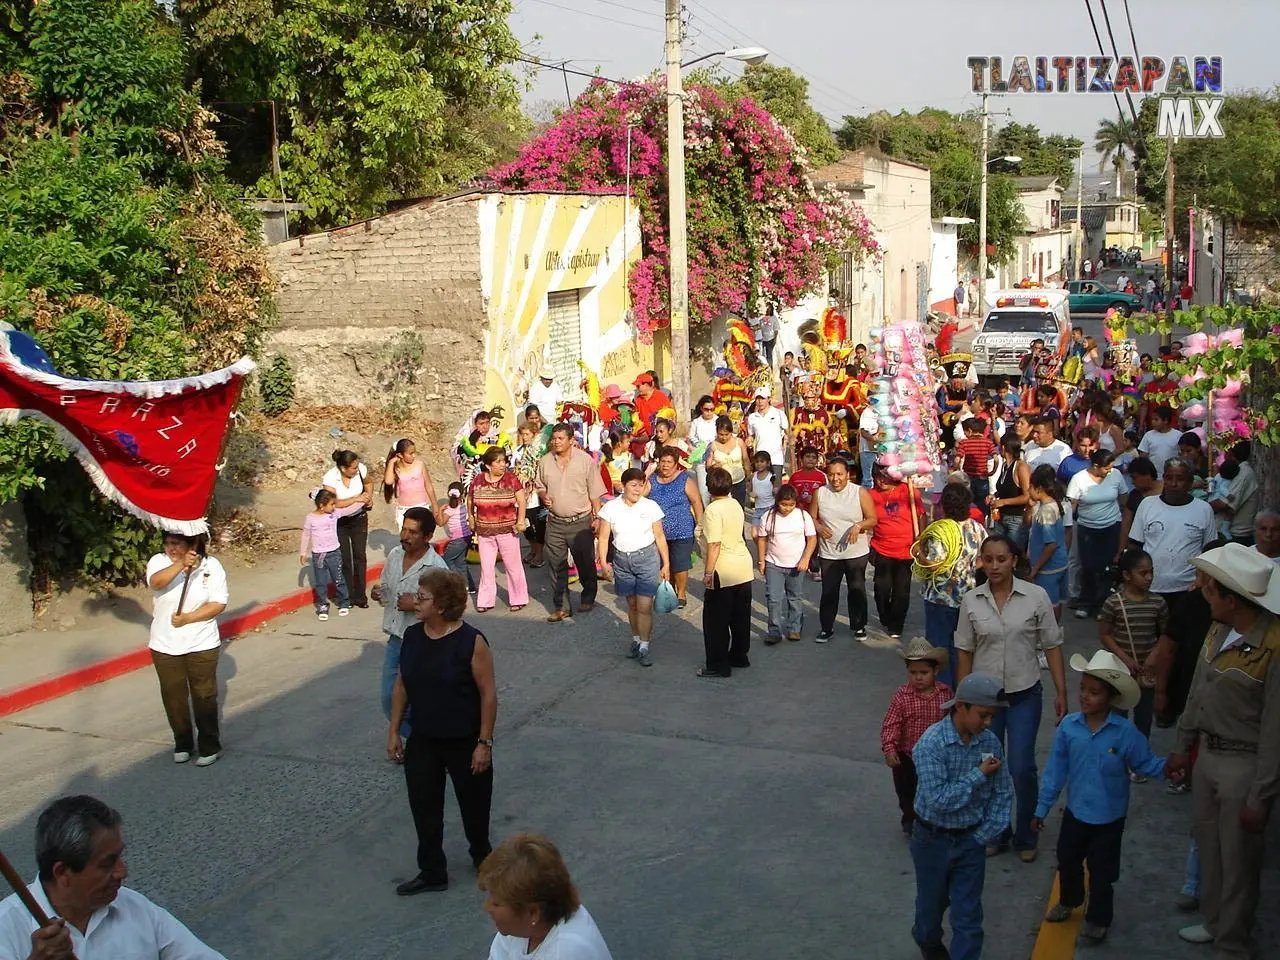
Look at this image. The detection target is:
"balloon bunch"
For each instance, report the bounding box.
[865,320,945,480]
[1176,331,1252,445]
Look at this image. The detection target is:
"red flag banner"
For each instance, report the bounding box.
[0,325,254,534]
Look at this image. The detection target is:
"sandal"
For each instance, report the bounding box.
[546,610,571,623]
[510,605,525,612]
[476,606,493,613]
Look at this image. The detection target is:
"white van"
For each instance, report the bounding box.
[970,289,1071,382]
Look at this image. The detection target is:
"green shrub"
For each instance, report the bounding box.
[259,354,296,417]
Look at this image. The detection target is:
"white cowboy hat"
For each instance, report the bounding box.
[1069,650,1141,711]
[1191,543,1280,616]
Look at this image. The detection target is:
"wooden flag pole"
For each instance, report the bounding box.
[0,847,50,926]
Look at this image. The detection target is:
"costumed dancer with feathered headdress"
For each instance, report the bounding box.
[453,407,511,488]
[935,355,974,453]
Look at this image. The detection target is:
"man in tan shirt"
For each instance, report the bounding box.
[536,423,606,622]
[1168,543,1280,957]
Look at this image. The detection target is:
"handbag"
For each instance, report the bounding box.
[655,579,679,615]
[1117,594,1157,688]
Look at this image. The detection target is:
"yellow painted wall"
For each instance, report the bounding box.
[477,193,662,419]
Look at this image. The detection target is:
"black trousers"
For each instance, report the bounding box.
[545,516,597,610]
[819,555,869,632]
[702,578,752,675]
[871,550,913,635]
[1056,809,1125,927]
[403,736,493,880]
[892,754,918,829]
[336,511,369,606]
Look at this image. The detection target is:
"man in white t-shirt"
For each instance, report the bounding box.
[858,405,880,490]
[146,534,229,765]
[1137,407,1181,478]
[526,371,564,422]
[1023,418,1071,471]
[747,388,789,480]
[1126,459,1218,597]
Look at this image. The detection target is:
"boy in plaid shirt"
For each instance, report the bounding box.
[882,638,954,835]
[955,418,996,516]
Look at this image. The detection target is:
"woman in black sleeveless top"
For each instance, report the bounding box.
[989,434,1032,550]
[388,569,497,894]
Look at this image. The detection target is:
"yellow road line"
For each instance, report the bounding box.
[1030,872,1083,960]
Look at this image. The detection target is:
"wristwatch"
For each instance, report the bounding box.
[477,738,494,748]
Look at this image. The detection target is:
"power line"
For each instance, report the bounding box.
[1082,0,1131,133]
[1097,0,1142,128]
[517,0,663,35]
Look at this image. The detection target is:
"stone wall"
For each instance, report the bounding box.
[266,196,486,427]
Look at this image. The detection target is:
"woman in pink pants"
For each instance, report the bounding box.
[468,446,529,612]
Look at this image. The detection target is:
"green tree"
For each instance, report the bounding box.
[721,63,840,167]
[179,0,529,228]
[835,108,1026,262]
[0,0,275,584]
[991,123,1082,187]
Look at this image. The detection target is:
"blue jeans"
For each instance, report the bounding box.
[860,451,876,489]
[911,824,987,960]
[764,562,805,637]
[1077,522,1120,613]
[1182,839,1200,898]
[987,681,1043,850]
[311,550,349,613]
[442,537,476,591]
[990,513,1027,553]
[381,635,411,739]
[923,600,960,689]
[969,477,990,517]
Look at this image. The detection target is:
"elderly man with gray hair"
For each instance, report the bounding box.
[0,795,224,960]
[1253,509,1280,565]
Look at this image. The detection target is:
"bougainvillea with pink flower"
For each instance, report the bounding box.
[488,79,878,339]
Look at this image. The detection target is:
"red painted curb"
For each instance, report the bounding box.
[0,561,390,719]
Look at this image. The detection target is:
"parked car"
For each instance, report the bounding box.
[1065,280,1141,316]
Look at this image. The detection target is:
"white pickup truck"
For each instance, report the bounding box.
[970,289,1071,383]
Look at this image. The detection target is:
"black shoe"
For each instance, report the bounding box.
[729,657,751,668]
[472,850,492,871]
[354,600,370,609]
[919,945,950,960]
[854,627,868,639]
[396,873,448,895]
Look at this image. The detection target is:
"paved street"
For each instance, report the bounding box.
[2,553,1276,960]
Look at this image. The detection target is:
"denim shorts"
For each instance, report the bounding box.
[613,543,661,598]
[1035,568,1068,605]
[667,537,695,574]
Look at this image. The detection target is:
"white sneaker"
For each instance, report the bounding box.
[318,612,329,621]
[1178,924,1213,944]
[338,607,350,617]
[173,751,191,764]
[1074,608,1091,619]
[195,752,221,767]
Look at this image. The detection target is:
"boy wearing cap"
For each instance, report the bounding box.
[882,638,954,836]
[910,672,1013,960]
[1033,651,1168,943]
[631,372,672,439]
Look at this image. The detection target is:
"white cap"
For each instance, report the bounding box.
[753,386,771,399]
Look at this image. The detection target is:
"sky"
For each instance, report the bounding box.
[507,0,1278,169]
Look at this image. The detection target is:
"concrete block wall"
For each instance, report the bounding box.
[266,198,487,426]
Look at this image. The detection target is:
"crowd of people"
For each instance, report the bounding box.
[8,300,1278,960]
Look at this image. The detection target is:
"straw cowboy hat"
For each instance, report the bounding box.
[1069,650,1141,710]
[897,636,950,667]
[1191,542,1280,616]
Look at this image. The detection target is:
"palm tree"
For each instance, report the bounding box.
[1094,117,1137,193]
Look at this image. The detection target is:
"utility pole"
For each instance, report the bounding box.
[664,0,690,423]
[1163,136,1176,347]
[977,92,989,312]
[1074,146,1085,281]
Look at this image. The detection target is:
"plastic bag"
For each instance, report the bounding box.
[655,579,679,615]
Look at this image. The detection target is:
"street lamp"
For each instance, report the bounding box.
[989,155,1023,165]
[665,2,768,423]
[680,46,770,70]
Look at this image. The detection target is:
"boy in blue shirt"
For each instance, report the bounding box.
[910,673,1014,960]
[1033,650,1169,944]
